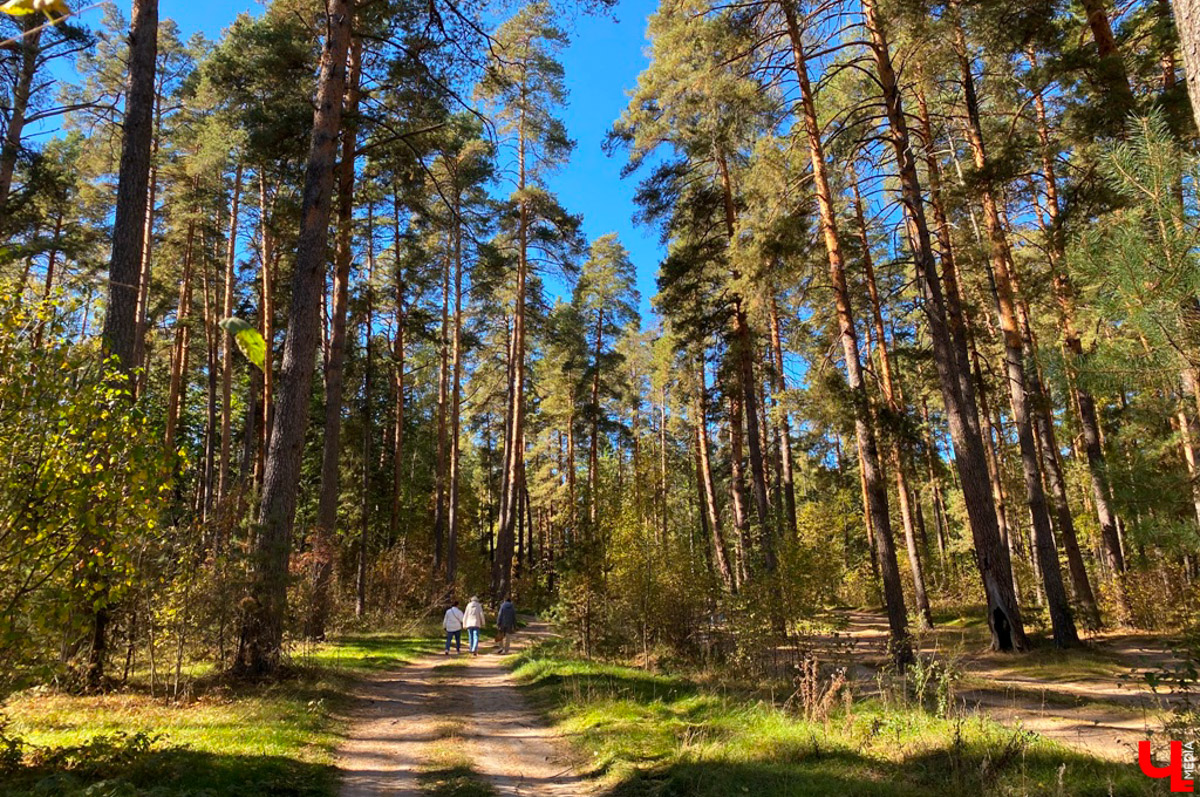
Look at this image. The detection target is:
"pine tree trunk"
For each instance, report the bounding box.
[785,2,911,660]
[1175,0,1200,133]
[201,252,219,521]
[953,15,1077,647]
[728,390,751,587]
[391,190,406,540]
[357,209,375,618]
[165,219,195,455]
[767,294,799,536]
[256,176,276,491]
[0,19,41,216]
[714,149,770,573]
[132,104,160,397]
[588,311,603,528]
[1029,60,1127,619]
[238,0,354,675]
[734,304,774,570]
[308,34,361,640]
[696,359,734,592]
[849,160,933,630]
[447,189,464,585]
[218,163,243,503]
[1080,0,1137,121]
[493,98,532,603]
[433,249,451,574]
[1018,295,1101,627]
[102,0,158,379]
[863,0,1027,651]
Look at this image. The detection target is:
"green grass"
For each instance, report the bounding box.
[0,631,436,796]
[511,643,1160,797]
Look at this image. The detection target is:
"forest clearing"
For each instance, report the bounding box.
[2,0,1200,792]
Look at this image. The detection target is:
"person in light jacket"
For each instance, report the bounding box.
[463,596,486,656]
[496,597,517,654]
[443,600,465,655]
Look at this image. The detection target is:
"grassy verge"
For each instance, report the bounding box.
[0,632,436,796]
[511,641,1158,797]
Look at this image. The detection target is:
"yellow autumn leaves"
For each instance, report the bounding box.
[1,0,70,20]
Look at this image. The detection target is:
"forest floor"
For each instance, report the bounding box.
[812,608,1185,760]
[337,620,592,796]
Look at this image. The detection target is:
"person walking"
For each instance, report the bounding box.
[443,600,465,655]
[463,595,485,656]
[496,596,517,654]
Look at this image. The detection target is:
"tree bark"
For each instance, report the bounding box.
[0,19,41,216]
[238,0,353,675]
[863,0,1027,651]
[447,184,465,585]
[493,101,529,602]
[433,248,451,573]
[849,161,933,630]
[391,189,406,540]
[1175,0,1200,134]
[1081,0,1137,123]
[953,14,1077,647]
[785,1,911,660]
[102,0,158,379]
[1028,56,1127,619]
[256,175,276,490]
[696,359,734,592]
[132,95,162,397]
[218,163,243,502]
[767,294,799,537]
[357,206,375,618]
[165,219,195,455]
[307,33,361,641]
[588,311,603,528]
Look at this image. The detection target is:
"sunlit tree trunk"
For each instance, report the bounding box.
[358,206,375,617]
[433,248,451,573]
[0,19,41,216]
[165,219,196,455]
[102,0,158,382]
[256,175,276,491]
[953,14,1077,647]
[1027,56,1126,620]
[849,162,933,631]
[447,189,465,585]
[494,105,528,602]
[391,190,406,540]
[863,0,1027,651]
[308,33,361,640]
[767,294,798,537]
[238,0,354,675]
[132,96,162,397]
[784,1,910,659]
[218,163,243,502]
[696,359,734,592]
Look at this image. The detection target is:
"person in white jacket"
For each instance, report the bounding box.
[443,600,465,655]
[462,596,486,656]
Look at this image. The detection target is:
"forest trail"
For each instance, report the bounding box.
[825,611,1179,760]
[337,620,594,796]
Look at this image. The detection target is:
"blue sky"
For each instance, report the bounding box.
[142,0,665,320]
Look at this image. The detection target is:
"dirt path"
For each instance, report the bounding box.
[819,611,1179,760]
[337,621,593,796]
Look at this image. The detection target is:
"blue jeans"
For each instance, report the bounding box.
[467,627,481,652]
[445,629,461,652]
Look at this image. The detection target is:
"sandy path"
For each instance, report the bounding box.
[819,611,1177,760]
[337,622,593,796]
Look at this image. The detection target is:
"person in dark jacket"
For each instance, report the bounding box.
[496,597,517,653]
